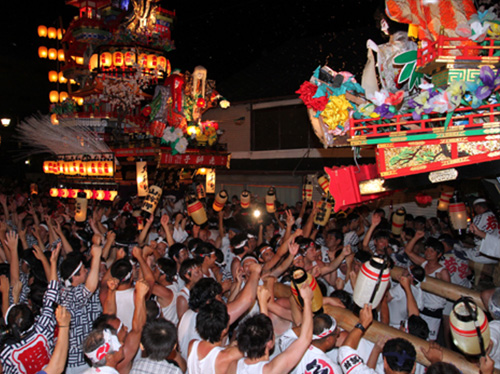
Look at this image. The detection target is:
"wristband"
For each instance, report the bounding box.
[354,322,366,333]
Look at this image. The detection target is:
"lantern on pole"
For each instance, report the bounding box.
[438,188,454,211]
[136,161,148,197]
[75,192,88,222]
[38,46,48,59]
[240,190,251,209]
[391,208,406,236]
[266,187,276,214]
[449,202,468,232]
[213,190,228,212]
[317,174,330,195]
[38,25,48,37]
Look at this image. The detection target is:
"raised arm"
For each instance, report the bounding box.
[160,214,175,247]
[227,262,262,325]
[85,244,103,293]
[343,303,372,350]
[404,230,426,266]
[400,274,419,317]
[362,214,380,252]
[42,305,71,374]
[137,215,154,246]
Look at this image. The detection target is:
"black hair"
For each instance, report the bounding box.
[194,242,216,259]
[382,338,416,373]
[425,237,444,255]
[330,290,353,310]
[92,313,117,330]
[427,362,462,374]
[236,313,274,359]
[407,315,429,340]
[354,250,371,264]
[326,229,344,244]
[296,237,314,252]
[157,258,177,283]
[409,264,425,283]
[59,252,85,283]
[402,228,415,239]
[146,300,161,322]
[110,258,133,284]
[373,229,391,241]
[179,258,201,283]
[313,313,336,337]
[414,216,427,226]
[196,300,229,343]
[188,278,222,310]
[168,243,187,260]
[188,238,203,253]
[230,233,248,256]
[141,318,177,360]
[256,244,274,259]
[346,213,360,224]
[336,218,348,230]
[6,304,35,342]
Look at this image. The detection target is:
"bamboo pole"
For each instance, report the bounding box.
[324,305,483,374]
[391,266,485,311]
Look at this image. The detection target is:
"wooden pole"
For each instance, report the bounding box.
[324,305,482,374]
[391,266,485,311]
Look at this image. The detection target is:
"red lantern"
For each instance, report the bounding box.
[415,192,433,207]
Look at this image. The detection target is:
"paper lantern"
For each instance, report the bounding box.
[353,256,390,308]
[48,48,57,60]
[59,92,69,102]
[75,192,88,222]
[157,56,170,75]
[68,189,78,199]
[58,49,65,61]
[95,190,105,200]
[266,187,276,213]
[136,161,148,197]
[38,25,47,37]
[213,190,228,212]
[314,197,332,226]
[74,97,84,105]
[49,91,59,103]
[43,161,51,173]
[187,197,208,225]
[302,180,313,202]
[59,72,67,84]
[86,161,98,176]
[100,52,112,67]
[124,51,135,66]
[38,46,48,58]
[147,54,157,69]
[240,190,251,209]
[30,183,38,196]
[317,174,330,195]
[49,188,58,197]
[47,27,57,39]
[57,28,64,40]
[113,51,124,67]
[138,53,148,68]
[392,208,406,236]
[290,268,323,314]
[109,191,118,201]
[48,71,58,82]
[438,188,454,211]
[83,189,93,199]
[142,185,163,215]
[78,161,87,176]
[50,113,59,125]
[59,188,69,198]
[62,161,70,175]
[89,54,98,71]
[196,183,206,200]
[66,161,78,175]
[102,161,114,177]
[449,202,468,230]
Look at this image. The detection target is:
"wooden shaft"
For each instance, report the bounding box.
[324,305,481,374]
[391,266,485,311]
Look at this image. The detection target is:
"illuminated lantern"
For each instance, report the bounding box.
[59,72,67,84]
[75,192,88,222]
[141,185,163,216]
[157,56,167,72]
[59,92,69,102]
[213,190,228,212]
[96,161,104,175]
[109,191,118,201]
[30,183,38,196]
[102,161,114,177]
[186,197,208,226]
[57,162,65,175]
[124,51,135,66]
[43,161,53,173]
[68,189,78,199]
[266,187,276,213]
[187,124,201,137]
[48,48,57,60]
[240,190,251,209]
[100,52,112,68]
[147,54,157,69]
[38,25,47,37]
[48,71,58,82]
[50,113,59,125]
[391,208,406,236]
[38,46,48,58]
[67,161,78,175]
[86,161,98,176]
[77,161,87,176]
[49,91,59,103]
[136,161,148,197]
[103,191,111,201]
[89,54,98,71]
[62,161,70,175]
[57,28,64,40]
[59,188,69,198]
[113,51,124,67]
[317,174,330,195]
[353,255,390,308]
[438,188,454,211]
[84,189,93,199]
[314,197,332,226]
[290,268,324,314]
[450,297,490,356]
[95,190,105,200]
[449,202,468,231]
[47,27,57,39]
[49,188,58,197]
[196,183,206,200]
[75,56,84,65]
[58,49,65,61]
[74,97,84,105]
[138,53,148,68]
[302,180,313,202]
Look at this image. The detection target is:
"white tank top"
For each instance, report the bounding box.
[159,284,178,325]
[236,358,267,374]
[421,261,447,309]
[187,340,223,374]
[115,287,135,330]
[178,309,200,360]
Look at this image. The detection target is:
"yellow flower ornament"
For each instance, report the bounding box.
[321,94,352,131]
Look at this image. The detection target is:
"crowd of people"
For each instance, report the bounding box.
[0,179,499,374]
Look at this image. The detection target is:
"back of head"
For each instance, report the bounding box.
[313,314,337,341]
[60,252,84,283]
[7,304,34,341]
[188,278,222,310]
[382,338,416,374]
[236,313,274,359]
[83,328,120,367]
[157,257,177,283]
[141,318,177,360]
[110,258,133,284]
[407,315,429,340]
[230,233,248,255]
[427,362,461,374]
[196,300,229,343]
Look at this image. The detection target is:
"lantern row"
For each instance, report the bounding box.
[89,52,171,75]
[38,26,64,39]
[49,188,117,201]
[43,160,114,177]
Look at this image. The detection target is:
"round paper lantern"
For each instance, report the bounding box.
[49,188,58,197]
[109,191,118,201]
[38,46,48,58]
[59,72,67,84]
[38,25,47,37]
[48,48,57,60]
[50,113,59,125]
[124,51,135,66]
[100,52,112,67]
[59,188,69,198]
[89,54,98,71]
[138,53,148,68]
[59,92,69,102]
[147,54,157,69]
[113,51,124,67]
[48,71,58,83]
[47,27,57,39]
[58,49,65,61]
[49,91,59,103]
[57,28,64,40]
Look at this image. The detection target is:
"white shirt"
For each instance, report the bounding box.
[177,309,200,360]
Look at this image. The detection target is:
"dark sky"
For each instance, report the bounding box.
[0,0,386,122]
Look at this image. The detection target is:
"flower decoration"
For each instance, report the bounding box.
[320,94,352,131]
[476,66,500,100]
[296,81,328,112]
[174,137,188,154]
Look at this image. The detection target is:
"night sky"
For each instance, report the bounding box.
[0,0,386,122]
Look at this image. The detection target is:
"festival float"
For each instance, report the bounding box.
[20,0,230,200]
[297,0,500,211]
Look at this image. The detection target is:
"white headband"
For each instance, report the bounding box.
[259,246,273,259]
[4,304,17,325]
[234,240,248,250]
[241,256,258,266]
[85,329,122,364]
[64,262,83,287]
[313,315,337,340]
